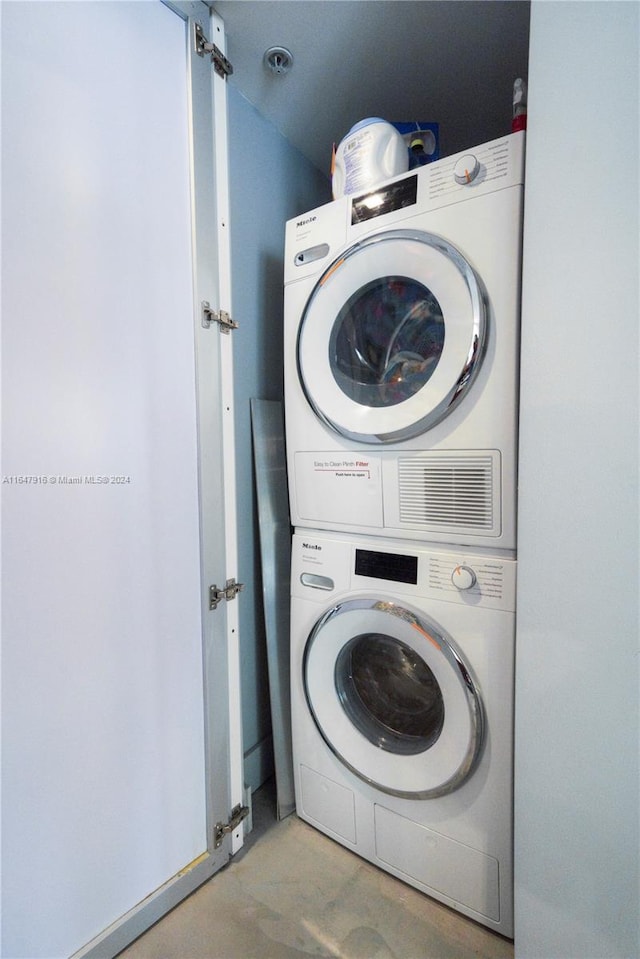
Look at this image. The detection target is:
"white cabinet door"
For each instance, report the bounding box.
[0,3,241,956]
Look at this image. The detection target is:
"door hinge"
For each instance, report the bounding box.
[193,22,233,79]
[202,301,238,334]
[214,803,250,848]
[209,578,244,611]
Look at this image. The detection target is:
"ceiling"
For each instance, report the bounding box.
[211,1,531,176]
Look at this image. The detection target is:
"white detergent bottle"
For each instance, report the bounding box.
[332,118,408,199]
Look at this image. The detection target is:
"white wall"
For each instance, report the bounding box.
[515,3,639,958]
[227,86,329,789]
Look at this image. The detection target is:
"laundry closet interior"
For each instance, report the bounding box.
[2,3,638,959]
[217,0,529,819]
[220,0,529,929]
[202,4,636,959]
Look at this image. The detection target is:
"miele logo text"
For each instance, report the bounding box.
[302,543,321,551]
[297,216,317,228]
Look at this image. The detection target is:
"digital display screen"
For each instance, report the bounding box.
[355,548,418,585]
[351,175,418,225]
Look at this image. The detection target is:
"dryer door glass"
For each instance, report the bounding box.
[297,229,486,443]
[330,277,445,408]
[304,598,484,799]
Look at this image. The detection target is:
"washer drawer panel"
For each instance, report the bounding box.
[374,804,500,921]
[300,764,357,845]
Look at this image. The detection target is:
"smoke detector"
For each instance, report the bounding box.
[264,46,293,76]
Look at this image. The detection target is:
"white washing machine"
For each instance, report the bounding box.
[291,529,515,937]
[284,132,524,550]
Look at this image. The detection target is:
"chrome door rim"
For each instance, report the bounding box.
[303,597,485,799]
[297,229,488,444]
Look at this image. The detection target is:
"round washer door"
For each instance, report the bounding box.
[303,597,484,799]
[297,229,487,444]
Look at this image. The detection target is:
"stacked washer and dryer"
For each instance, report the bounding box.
[283,132,525,937]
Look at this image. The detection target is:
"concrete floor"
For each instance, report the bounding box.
[119,780,514,959]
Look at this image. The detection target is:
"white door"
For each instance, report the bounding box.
[0,3,241,957]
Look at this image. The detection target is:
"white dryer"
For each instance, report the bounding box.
[291,529,515,937]
[284,132,525,549]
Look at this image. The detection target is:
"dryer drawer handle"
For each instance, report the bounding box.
[301,573,334,591]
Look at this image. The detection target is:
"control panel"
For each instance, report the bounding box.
[291,532,517,612]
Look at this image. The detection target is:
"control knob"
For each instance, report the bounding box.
[451,565,477,590]
[453,154,480,185]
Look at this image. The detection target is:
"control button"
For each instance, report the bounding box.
[453,154,480,185]
[451,565,477,590]
[300,573,334,591]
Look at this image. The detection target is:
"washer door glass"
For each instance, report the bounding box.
[335,632,445,755]
[303,598,484,799]
[297,229,486,444]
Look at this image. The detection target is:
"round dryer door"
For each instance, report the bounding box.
[297,229,487,443]
[303,598,484,798]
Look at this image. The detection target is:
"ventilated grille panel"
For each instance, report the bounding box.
[398,453,499,535]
